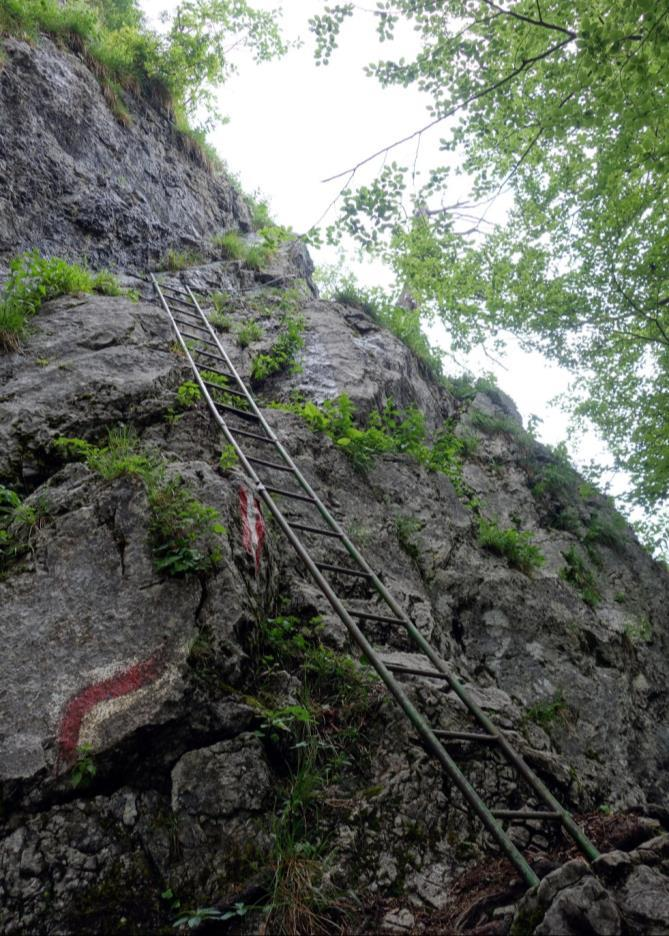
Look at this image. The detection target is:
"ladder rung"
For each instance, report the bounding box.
[434,730,498,743]
[202,379,246,399]
[231,428,276,444]
[316,562,372,579]
[158,283,191,296]
[180,331,219,347]
[264,486,316,503]
[176,320,210,333]
[289,521,344,539]
[492,810,562,822]
[246,455,295,473]
[165,295,198,309]
[217,402,261,422]
[351,610,405,626]
[386,663,451,680]
[197,365,236,383]
[193,349,224,364]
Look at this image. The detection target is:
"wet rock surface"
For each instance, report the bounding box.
[0,36,250,274]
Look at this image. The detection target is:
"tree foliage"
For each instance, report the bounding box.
[310,1,669,533]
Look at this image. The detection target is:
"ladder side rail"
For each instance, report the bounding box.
[154,281,542,888]
[179,280,598,863]
[157,282,596,868]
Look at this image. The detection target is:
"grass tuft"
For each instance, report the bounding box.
[478,516,545,574]
[0,252,122,352]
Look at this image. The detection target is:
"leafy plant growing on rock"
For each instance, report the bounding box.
[525,692,570,729]
[251,313,305,381]
[0,484,49,576]
[0,251,122,351]
[478,517,545,574]
[53,429,226,576]
[70,743,97,789]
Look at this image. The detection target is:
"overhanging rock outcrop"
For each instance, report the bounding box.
[0,36,250,273]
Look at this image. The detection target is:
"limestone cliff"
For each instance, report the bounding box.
[1,32,668,935]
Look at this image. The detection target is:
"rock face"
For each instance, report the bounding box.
[1,30,669,936]
[0,36,250,274]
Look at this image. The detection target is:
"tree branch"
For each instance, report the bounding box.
[322,35,575,183]
[480,0,576,37]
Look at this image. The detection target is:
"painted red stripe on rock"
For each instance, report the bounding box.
[58,655,161,762]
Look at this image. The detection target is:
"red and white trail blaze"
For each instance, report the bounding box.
[239,486,266,573]
[57,655,162,765]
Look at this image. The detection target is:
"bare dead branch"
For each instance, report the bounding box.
[322,35,575,184]
[480,0,576,37]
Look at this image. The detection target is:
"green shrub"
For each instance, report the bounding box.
[445,372,499,402]
[529,443,580,500]
[247,195,273,230]
[560,546,601,607]
[53,429,225,576]
[0,251,122,351]
[584,510,627,551]
[469,408,529,445]
[251,313,305,381]
[236,320,264,348]
[478,517,545,573]
[244,243,273,271]
[275,393,468,486]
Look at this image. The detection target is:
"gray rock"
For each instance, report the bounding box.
[616,865,669,935]
[0,37,250,273]
[381,908,416,932]
[171,734,271,819]
[535,874,622,935]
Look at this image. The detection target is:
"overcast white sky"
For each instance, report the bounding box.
[139,0,619,489]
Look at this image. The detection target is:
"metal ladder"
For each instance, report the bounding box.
[150,273,600,888]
